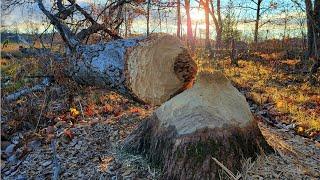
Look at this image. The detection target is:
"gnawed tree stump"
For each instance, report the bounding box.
[124,71,273,179]
[69,34,197,105]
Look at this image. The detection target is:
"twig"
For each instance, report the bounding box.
[51,138,60,180]
[25,75,54,79]
[256,114,283,129]
[212,157,241,180]
[4,77,52,102]
[78,99,85,120]
[34,90,47,132]
[3,52,19,61]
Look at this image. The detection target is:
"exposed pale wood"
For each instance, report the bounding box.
[124,71,273,179]
[69,34,197,105]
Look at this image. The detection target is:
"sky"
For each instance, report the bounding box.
[1,0,307,40]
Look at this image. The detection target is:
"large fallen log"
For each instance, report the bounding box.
[69,34,197,105]
[124,71,273,179]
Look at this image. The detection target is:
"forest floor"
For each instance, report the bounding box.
[1,45,320,179]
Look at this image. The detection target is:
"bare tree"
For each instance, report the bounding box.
[147,0,151,35]
[199,0,211,50]
[304,0,320,84]
[185,0,195,50]
[1,0,32,14]
[253,0,263,44]
[238,0,277,44]
[209,0,223,49]
[34,0,123,42]
[177,0,181,38]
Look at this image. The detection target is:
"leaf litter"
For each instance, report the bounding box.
[1,85,319,179]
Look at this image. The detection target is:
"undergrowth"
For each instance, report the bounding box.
[195,50,320,138]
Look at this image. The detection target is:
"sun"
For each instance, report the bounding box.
[190,8,205,22]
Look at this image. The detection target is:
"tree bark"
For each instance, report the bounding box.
[124,71,273,179]
[185,0,195,51]
[231,39,238,66]
[68,34,197,105]
[209,0,222,49]
[204,0,211,50]
[254,0,262,44]
[147,0,151,35]
[305,0,314,58]
[305,0,320,84]
[177,0,181,38]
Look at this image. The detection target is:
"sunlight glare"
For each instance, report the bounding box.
[190,8,205,22]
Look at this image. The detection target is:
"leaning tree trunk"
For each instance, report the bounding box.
[68,34,197,105]
[124,71,273,179]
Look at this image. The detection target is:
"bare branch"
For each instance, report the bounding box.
[36,0,79,50]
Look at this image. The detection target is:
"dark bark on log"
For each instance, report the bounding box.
[124,71,273,179]
[125,115,272,179]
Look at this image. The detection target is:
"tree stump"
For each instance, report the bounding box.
[124,71,273,179]
[69,34,197,105]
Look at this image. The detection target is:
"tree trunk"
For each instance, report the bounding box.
[185,0,195,51]
[231,39,238,66]
[124,71,273,179]
[209,0,222,49]
[306,0,320,84]
[147,0,151,35]
[69,34,197,105]
[204,0,211,50]
[177,0,181,38]
[305,0,314,58]
[216,28,222,49]
[254,0,262,44]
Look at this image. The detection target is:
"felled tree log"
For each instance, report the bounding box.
[124,71,273,179]
[69,34,197,105]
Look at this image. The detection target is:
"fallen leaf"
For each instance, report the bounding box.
[63,129,74,140]
[113,106,122,117]
[130,108,139,113]
[104,104,113,114]
[46,126,55,134]
[85,104,95,116]
[70,108,80,118]
[297,126,304,134]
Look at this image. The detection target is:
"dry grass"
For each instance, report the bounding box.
[195,52,320,137]
[242,122,320,179]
